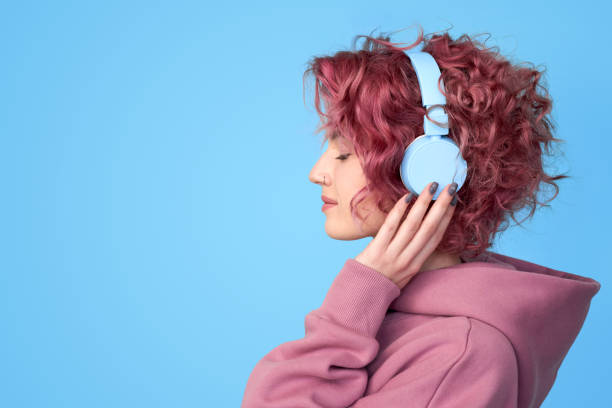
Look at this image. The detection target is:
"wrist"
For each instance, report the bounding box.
[354,255,394,285]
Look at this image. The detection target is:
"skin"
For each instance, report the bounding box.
[308,134,463,276]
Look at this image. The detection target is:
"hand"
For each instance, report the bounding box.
[354,181,458,290]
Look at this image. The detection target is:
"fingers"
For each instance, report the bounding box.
[409,194,457,268]
[387,181,442,255]
[391,182,457,262]
[374,192,412,249]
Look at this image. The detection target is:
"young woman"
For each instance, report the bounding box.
[241,25,601,408]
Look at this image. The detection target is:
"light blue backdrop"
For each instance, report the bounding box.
[1,1,609,407]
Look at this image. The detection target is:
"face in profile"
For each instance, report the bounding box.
[308,134,391,240]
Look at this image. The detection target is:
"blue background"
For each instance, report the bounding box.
[1,1,610,406]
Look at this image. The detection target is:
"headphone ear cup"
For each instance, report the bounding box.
[400,135,467,200]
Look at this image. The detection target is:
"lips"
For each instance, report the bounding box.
[321,195,338,204]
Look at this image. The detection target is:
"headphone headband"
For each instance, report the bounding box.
[404,51,448,136]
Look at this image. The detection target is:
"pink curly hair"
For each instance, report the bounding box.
[302,24,569,259]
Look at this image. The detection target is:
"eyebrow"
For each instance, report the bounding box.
[325,129,353,150]
[335,137,353,153]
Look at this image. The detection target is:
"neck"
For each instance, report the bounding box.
[420,251,463,273]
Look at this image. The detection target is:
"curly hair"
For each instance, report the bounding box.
[302,24,569,259]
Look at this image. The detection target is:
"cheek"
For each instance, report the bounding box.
[335,160,366,200]
[336,169,360,206]
[341,159,367,186]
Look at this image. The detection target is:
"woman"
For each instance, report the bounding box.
[241,25,601,407]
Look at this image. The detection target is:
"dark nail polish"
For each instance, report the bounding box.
[450,194,458,206]
[448,182,458,196]
[429,182,438,194]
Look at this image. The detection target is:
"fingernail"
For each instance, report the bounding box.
[448,182,458,196]
[405,193,413,203]
[450,194,458,206]
[429,182,438,194]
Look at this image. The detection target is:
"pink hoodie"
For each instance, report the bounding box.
[241,251,601,407]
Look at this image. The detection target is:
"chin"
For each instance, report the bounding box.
[324,218,372,240]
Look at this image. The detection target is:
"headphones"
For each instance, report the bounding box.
[400,50,468,200]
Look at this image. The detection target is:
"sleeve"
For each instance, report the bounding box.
[240,258,401,408]
[350,318,519,408]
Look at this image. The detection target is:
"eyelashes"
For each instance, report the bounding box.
[336,153,351,161]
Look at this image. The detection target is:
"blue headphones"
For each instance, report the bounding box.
[400,50,468,200]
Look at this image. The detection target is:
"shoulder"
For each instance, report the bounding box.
[425,317,519,406]
[462,318,517,363]
[364,315,519,403]
[379,314,517,368]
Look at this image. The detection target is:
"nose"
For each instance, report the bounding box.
[309,170,325,186]
[309,160,327,186]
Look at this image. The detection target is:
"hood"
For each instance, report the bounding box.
[388,250,601,408]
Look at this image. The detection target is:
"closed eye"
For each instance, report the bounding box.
[336,154,351,161]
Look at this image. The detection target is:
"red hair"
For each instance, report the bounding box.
[302,24,569,259]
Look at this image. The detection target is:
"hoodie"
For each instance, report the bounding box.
[241,250,601,408]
